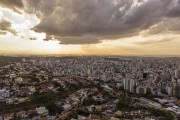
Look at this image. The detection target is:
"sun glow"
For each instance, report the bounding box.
[40,40,61,53]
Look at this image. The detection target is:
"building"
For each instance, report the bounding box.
[136,86,146,95]
[129,79,135,93]
[166,85,173,96]
[139,97,162,109]
[146,86,153,94]
[6,98,14,104]
[175,67,180,79]
[14,77,23,84]
[62,104,72,111]
[0,89,10,98]
[35,107,49,115]
[123,78,135,93]
[173,84,180,97]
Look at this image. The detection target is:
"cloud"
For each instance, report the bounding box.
[135,35,178,45]
[30,37,37,40]
[0,19,16,35]
[1,0,180,44]
[137,39,173,45]
[56,34,102,44]
[166,0,180,17]
[141,17,180,36]
[24,0,180,44]
[0,0,24,13]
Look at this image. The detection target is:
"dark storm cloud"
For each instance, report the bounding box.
[1,0,179,44]
[143,17,180,36]
[167,0,180,17]
[0,19,16,35]
[56,35,102,44]
[0,0,24,13]
[168,7,180,17]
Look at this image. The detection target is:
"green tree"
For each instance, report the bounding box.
[46,101,63,115]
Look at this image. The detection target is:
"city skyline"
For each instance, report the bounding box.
[0,0,180,55]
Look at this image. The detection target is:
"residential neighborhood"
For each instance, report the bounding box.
[0,56,180,120]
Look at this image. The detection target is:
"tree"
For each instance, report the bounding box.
[116,94,129,110]
[76,109,90,116]
[150,108,174,120]
[46,101,63,115]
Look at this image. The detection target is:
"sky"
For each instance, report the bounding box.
[0,0,180,56]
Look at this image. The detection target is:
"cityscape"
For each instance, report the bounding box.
[0,56,180,120]
[0,0,180,120]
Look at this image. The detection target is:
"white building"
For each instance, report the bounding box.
[6,98,14,104]
[123,74,135,93]
[35,107,49,115]
[166,86,173,96]
[0,89,10,98]
[62,104,72,111]
[129,79,135,93]
[28,86,36,93]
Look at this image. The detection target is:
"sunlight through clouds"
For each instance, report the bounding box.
[0,0,180,56]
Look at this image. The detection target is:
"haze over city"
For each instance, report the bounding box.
[0,0,180,56]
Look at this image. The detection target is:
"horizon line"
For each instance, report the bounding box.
[1,54,180,58]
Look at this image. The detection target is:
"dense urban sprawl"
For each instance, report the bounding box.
[0,56,180,120]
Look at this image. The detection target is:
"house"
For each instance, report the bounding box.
[145,116,158,120]
[28,86,36,93]
[114,111,123,117]
[11,85,19,91]
[47,84,54,90]
[16,111,27,119]
[15,77,23,84]
[62,104,72,111]
[86,105,95,112]
[35,107,49,115]
[95,105,103,112]
[0,96,5,101]
[0,89,10,98]
[6,98,14,104]
[88,114,101,120]
[101,85,113,92]
[39,116,48,120]
[3,113,14,120]
[17,97,30,104]
[103,110,114,118]
[26,109,36,116]
[77,115,87,120]
[0,116,3,120]
[9,74,16,78]
[110,117,119,120]
[55,101,64,107]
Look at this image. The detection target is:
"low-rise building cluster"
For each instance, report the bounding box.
[0,56,180,119]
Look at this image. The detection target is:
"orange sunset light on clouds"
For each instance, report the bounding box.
[0,0,180,56]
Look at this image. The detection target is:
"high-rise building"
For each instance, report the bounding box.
[166,85,173,96]
[129,79,135,93]
[123,78,135,93]
[175,66,180,79]
[123,78,127,90]
[173,83,180,97]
